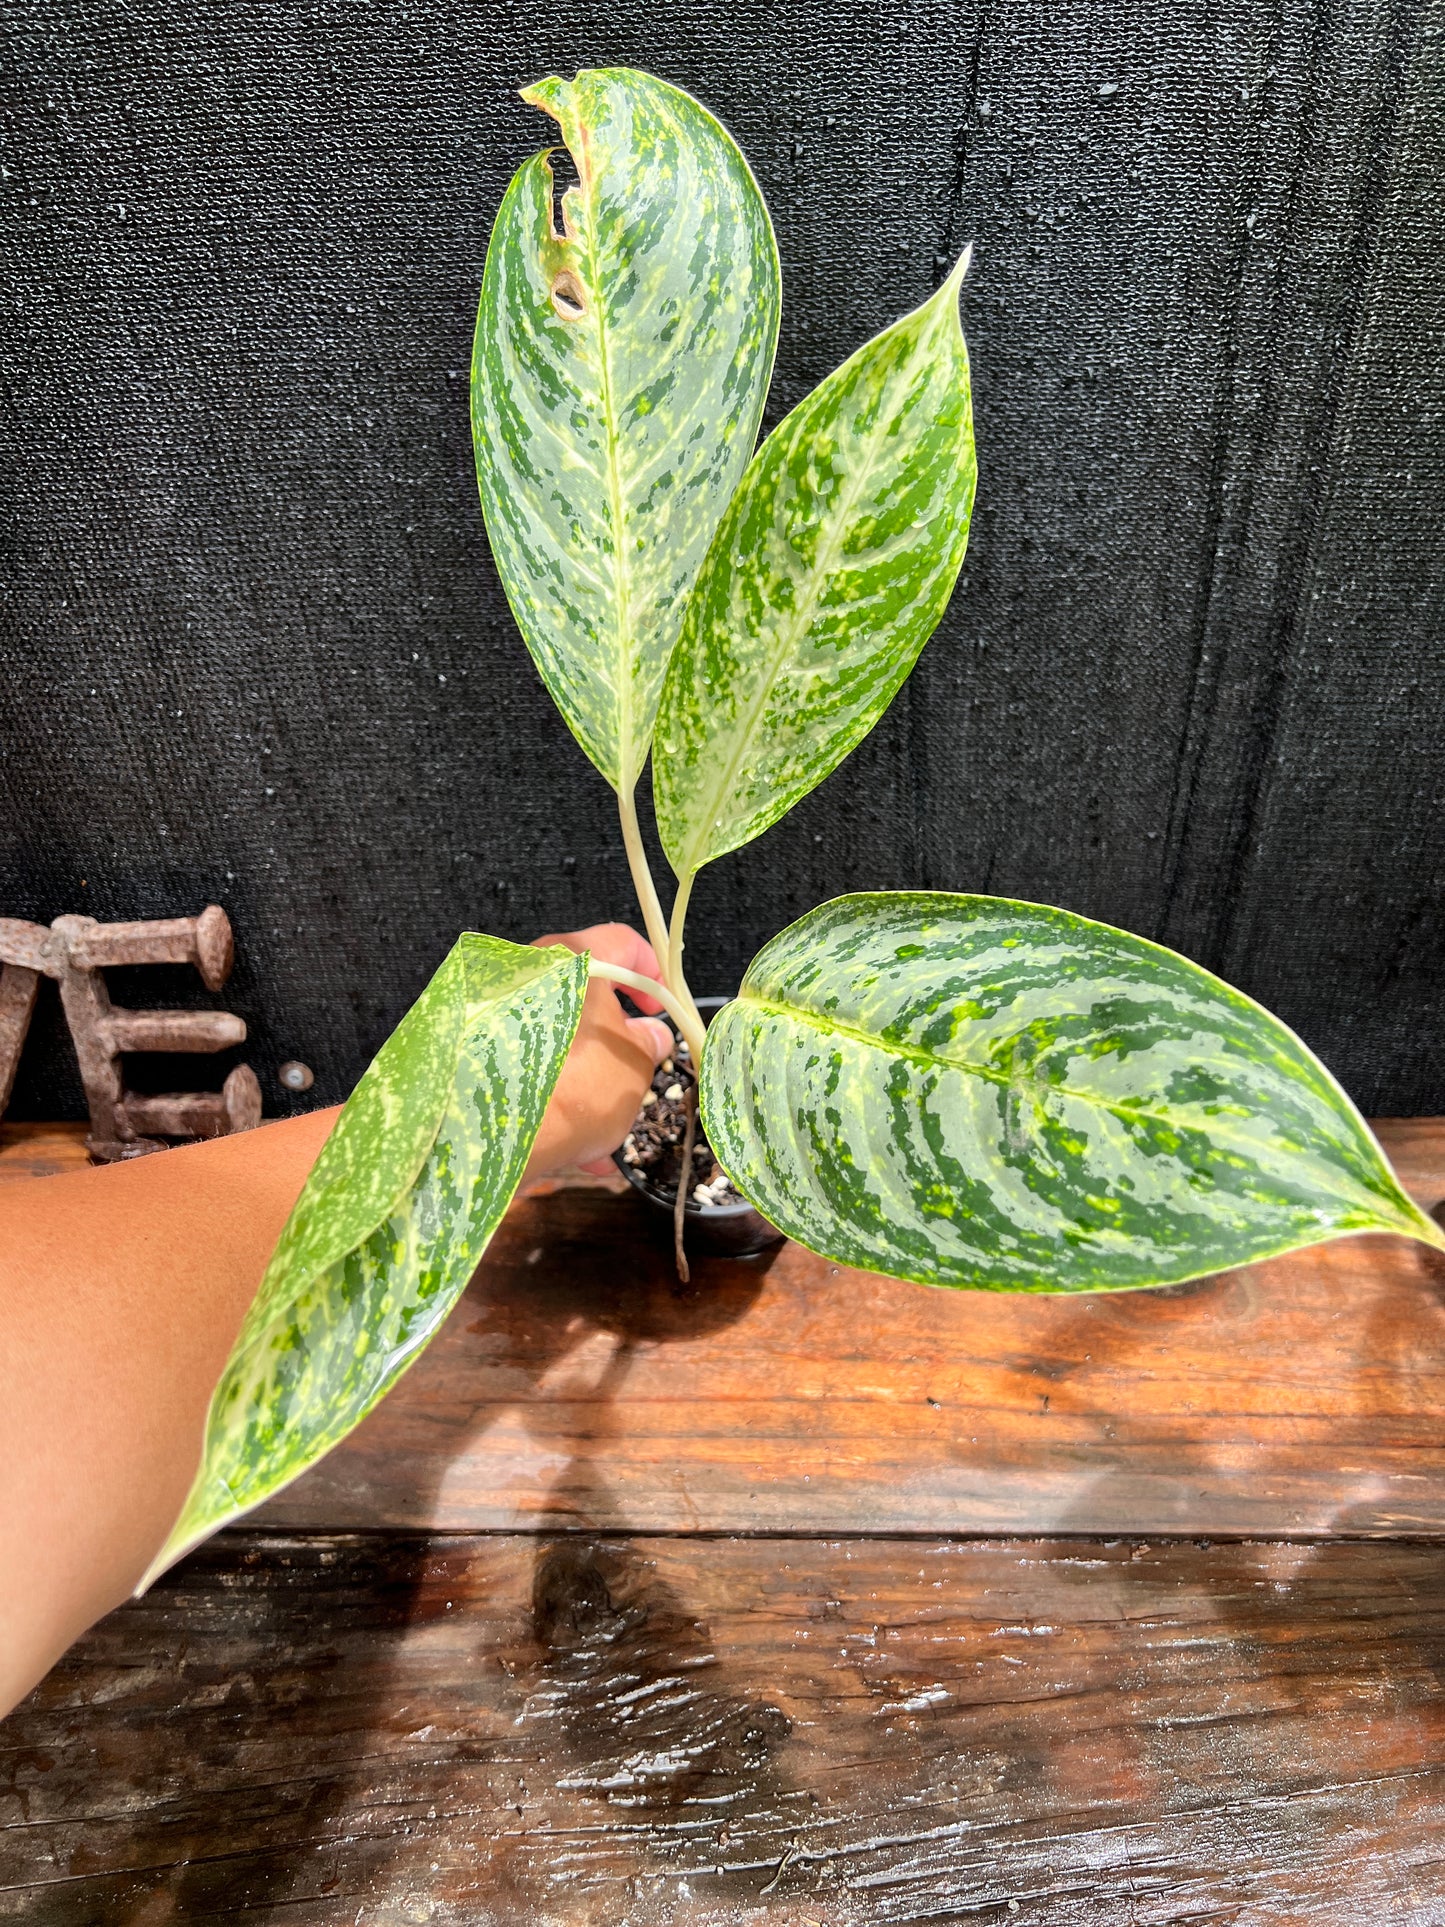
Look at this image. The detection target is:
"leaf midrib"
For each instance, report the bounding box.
[573,124,637,785]
[734,993,1396,1209]
[674,295,953,878]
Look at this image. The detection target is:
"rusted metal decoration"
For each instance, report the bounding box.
[0,906,261,1161]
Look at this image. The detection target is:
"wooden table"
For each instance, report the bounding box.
[4,1120,1445,1922]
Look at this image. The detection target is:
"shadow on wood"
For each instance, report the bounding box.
[261,1123,1445,1540]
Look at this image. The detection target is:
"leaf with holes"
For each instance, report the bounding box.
[700,893,1443,1292]
[653,254,976,879]
[143,934,586,1586]
[472,67,780,791]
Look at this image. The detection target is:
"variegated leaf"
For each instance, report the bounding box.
[144,934,586,1586]
[472,67,780,791]
[654,255,976,877]
[701,893,1443,1292]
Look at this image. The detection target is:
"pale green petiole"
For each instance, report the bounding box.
[617,781,673,979]
[665,867,700,1041]
[609,784,708,1058]
[588,956,707,1069]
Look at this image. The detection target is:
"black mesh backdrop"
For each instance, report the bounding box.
[3,0,1442,1119]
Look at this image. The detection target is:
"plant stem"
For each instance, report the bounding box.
[587,958,707,1069]
[666,865,698,1015]
[618,783,672,977]
[672,1082,697,1285]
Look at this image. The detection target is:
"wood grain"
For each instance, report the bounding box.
[5,1531,1444,1923]
[7,1121,1444,1541]
[0,1122,89,1181]
[5,1129,1445,1918]
[250,1119,1445,1539]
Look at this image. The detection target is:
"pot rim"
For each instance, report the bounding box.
[612,1151,767,1222]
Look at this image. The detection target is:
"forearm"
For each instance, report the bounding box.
[0,1072,595,1701]
[0,924,669,1719]
[0,1109,338,1714]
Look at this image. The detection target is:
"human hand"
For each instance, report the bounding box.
[525,923,673,1177]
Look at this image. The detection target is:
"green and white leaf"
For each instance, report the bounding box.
[654,256,976,877]
[472,66,780,791]
[143,934,586,1587]
[701,893,1443,1292]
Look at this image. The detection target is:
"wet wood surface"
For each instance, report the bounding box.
[5,1122,1445,1919]
[5,1531,1445,1924]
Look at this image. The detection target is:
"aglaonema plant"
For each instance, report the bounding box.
[144,67,1444,1585]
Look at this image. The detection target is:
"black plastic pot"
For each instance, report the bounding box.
[612,996,785,1259]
